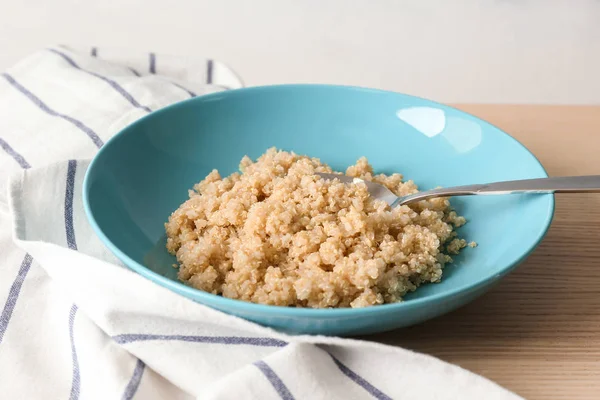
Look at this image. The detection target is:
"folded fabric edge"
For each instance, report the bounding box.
[7,168,26,239]
[53,44,245,89]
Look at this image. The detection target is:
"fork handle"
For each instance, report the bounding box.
[396,175,600,205]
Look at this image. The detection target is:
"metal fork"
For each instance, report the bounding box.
[315,172,600,207]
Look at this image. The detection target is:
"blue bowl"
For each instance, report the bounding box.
[83,85,554,336]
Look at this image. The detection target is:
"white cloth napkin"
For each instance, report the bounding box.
[0,46,522,400]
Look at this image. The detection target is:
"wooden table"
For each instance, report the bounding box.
[370,106,600,400]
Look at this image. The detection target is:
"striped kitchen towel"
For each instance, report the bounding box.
[0,46,521,400]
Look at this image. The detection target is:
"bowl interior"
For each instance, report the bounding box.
[84,85,552,307]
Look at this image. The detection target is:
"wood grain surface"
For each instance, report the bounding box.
[368,106,600,400]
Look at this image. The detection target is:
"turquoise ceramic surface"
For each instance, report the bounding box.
[83,85,554,336]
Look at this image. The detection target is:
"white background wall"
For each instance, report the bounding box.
[1,0,599,104]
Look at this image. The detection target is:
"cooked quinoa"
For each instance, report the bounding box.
[165,148,470,308]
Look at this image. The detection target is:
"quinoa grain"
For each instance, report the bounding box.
[166,148,470,308]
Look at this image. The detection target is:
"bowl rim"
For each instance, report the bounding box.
[82,83,555,317]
